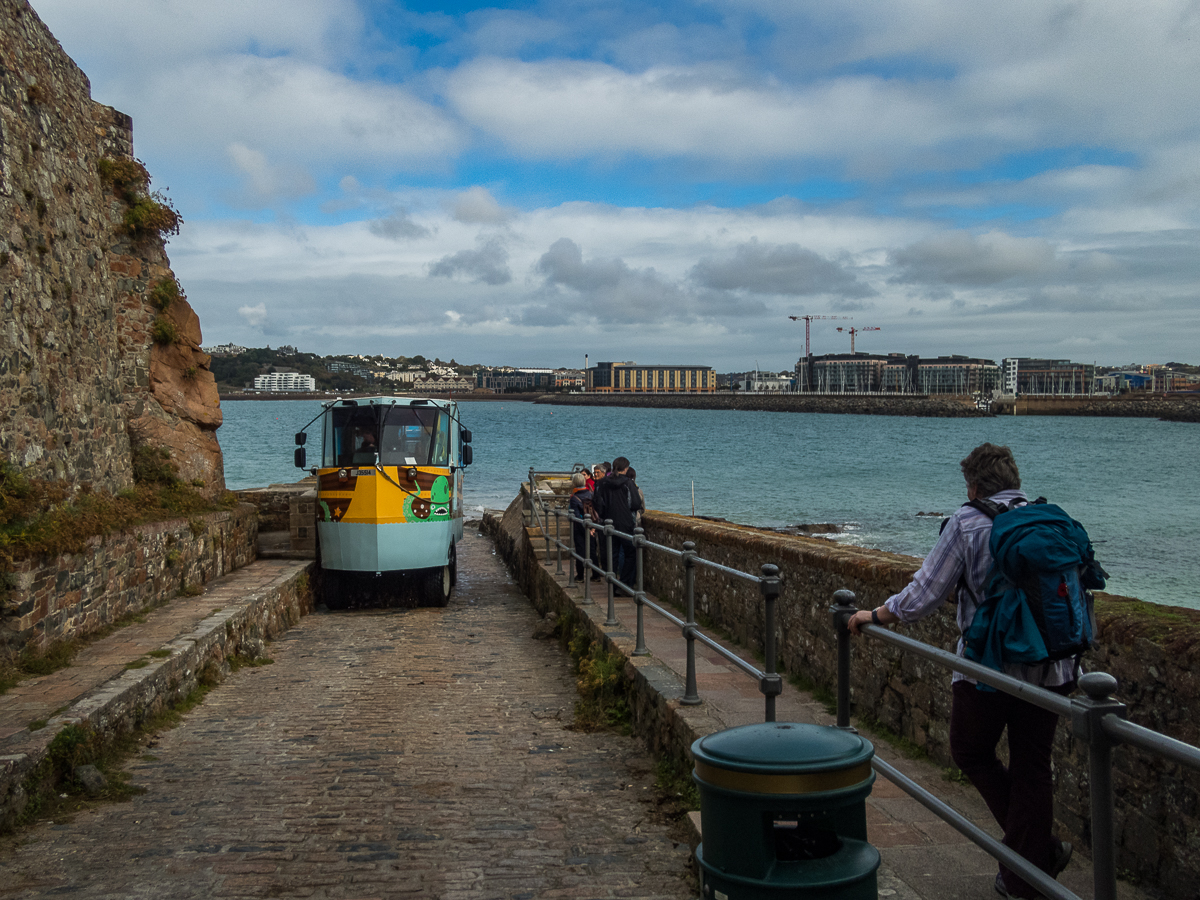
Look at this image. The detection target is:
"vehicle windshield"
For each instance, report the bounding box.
[323,405,449,468]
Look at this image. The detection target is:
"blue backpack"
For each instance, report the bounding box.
[962,498,1107,673]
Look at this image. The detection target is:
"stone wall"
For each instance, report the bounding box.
[638,510,1200,900]
[0,0,224,495]
[1,503,257,653]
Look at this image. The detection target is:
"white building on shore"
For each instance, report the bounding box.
[253,372,316,392]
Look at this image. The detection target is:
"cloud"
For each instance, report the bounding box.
[369,211,432,241]
[429,235,512,285]
[238,303,267,327]
[689,239,876,298]
[452,187,510,225]
[535,237,686,323]
[889,230,1058,287]
[226,143,315,206]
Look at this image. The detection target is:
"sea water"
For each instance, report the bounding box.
[219,399,1200,610]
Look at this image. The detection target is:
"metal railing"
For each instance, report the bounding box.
[526,469,784,721]
[831,589,1200,900]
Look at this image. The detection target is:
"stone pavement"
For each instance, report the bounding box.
[0,559,308,750]
[532,548,1152,900]
[0,532,695,899]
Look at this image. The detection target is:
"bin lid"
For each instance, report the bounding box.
[692,723,874,794]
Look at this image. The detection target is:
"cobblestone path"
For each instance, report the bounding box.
[0,533,695,900]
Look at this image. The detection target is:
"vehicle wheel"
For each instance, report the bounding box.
[448,542,458,587]
[421,563,452,608]
[322,568,348,610]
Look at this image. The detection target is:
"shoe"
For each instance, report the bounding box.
[993,843,1070,900]
[994,873,1040,899]
[1050,841,1072,878]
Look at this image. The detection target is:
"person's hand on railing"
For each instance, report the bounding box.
[847,605,898,636]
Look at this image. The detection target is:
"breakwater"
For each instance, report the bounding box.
[536,392,989,417]
[991,395,1200,422]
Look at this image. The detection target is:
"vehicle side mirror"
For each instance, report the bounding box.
[294,447,307,468]
[461,429,472,444]
[295,432,307,446]
[462,445,473,466]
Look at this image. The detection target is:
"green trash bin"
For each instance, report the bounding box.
[692,722,880,899]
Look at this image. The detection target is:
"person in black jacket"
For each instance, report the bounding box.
[593,456,643,592]
[567,472,598,581]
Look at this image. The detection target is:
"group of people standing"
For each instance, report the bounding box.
[567,457,644,590]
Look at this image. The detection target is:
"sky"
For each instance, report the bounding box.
[31,0,1200,371]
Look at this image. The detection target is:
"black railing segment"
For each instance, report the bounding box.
[831,588,1200,900]
[530,485,783,723]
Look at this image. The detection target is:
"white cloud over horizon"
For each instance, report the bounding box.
[26,0,1200,369]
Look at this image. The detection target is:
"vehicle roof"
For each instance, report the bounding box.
[323,396,457,411]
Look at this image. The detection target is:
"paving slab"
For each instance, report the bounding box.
[0,532,695,899]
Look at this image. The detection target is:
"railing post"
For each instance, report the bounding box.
[681,541,701,705]
[1071,671,1127,900]
[554,507,563,575]
[567,508,575,587]
[830,589,858,729]
[633,527,648,656]
[527,467,535,527]
[759,564,783,723]
[604,519,618,627]
[581,516,593,604]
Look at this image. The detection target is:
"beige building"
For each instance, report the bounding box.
[587,361,715,393]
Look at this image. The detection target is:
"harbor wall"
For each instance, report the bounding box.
[638,510,1200,899]
[537,392,988,417]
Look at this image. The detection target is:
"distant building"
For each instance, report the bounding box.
[203,342,247,356]
[1002,358,1096,396]
[736,373,794,392]
[476,367,559,392]
[412,374,473,393]
[881,355,1001,395]
[796,353,888,393]
[326,360,373,379]
[383,370,424,383]
[796,353,1000,395]
[555,369,585,389]
[586,361,715,393]
[253,372,316,392]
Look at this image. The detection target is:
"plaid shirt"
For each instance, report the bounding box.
[883,489,1075,687]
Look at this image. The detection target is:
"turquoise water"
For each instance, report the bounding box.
[220,400,1200,610]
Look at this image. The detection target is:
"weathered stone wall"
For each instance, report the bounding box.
[1,503,257,653]
[639,510,1200,900]
[0,0,224,495]
[236,481,316,533]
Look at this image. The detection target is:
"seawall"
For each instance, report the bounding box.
[991,395,1200,422]
[630,510,1199,897]
[536,392,988,417]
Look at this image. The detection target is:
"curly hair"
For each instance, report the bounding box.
[960,443,1021,497]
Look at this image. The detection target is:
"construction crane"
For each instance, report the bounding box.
[837,326,880,353]
[788,315,851,357]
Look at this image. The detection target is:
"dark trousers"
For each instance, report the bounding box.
[572,525,596,581]
[950,679,1074,899]
[613,536,636,593]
